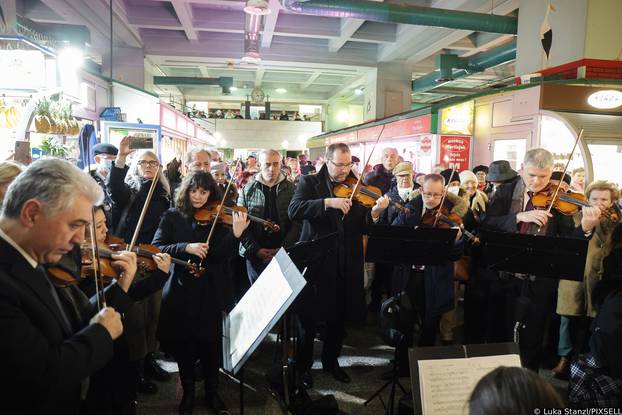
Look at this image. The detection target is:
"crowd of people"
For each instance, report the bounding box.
[1,140,621,415]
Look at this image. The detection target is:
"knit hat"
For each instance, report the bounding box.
[459,170,478,184]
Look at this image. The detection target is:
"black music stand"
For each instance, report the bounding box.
[365,225,458,265]
[263,233,339,409]
[479,230,588,281]
[364,225,459,415]
[408,342,519,415]
[479,230,588,346]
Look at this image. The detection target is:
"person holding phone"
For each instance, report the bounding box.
[108,136,172,393]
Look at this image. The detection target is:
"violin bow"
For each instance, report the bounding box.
[345,124,386,218]
[128,164,161,252]
[205,158,241,247]
[434,165,456,227]
[545,129,583,218]
[81,133,106,309]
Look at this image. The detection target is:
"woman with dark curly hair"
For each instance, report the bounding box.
[153,171,249,415]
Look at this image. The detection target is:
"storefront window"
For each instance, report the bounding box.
[539,115,584,171]
[493,139,526,170]
[587,143,622,187]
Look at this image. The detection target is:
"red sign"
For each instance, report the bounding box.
[439,135,471,171]
[420,135,432,154]
[324,114,431,145]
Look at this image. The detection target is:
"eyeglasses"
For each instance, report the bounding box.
[138,160,158,167]
[422,192,443,199]
[329,159,353,169]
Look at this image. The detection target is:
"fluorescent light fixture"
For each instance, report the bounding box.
[587,90,622,109]
[230,86,238,92]
[354,88,364,96]
[275,88,287,94]
[58,47,84,69]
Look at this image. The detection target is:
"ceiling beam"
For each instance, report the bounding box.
[170,0,198,41]
[328,18,365,53]
[301,71,321,89]
[261,0,280,48]
[255,67,265,87]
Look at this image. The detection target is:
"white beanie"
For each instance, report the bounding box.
[459,170,478,184]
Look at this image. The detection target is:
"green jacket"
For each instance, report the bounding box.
[237,172,301,259]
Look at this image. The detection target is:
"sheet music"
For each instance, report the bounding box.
[418,354,521,415]
[227,258,293,368]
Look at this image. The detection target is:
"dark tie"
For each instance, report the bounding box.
[37,265,74,334]
[519,191,534,234]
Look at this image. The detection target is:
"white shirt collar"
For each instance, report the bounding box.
[0,227,38,269]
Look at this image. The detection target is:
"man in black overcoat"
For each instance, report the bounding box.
[288,143,388,388]
[0,159,138,414]
[482,148,600,371]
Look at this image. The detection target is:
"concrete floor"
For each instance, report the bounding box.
[137,308,569,415]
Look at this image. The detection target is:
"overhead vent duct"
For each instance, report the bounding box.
[412,39,517,93]
[153,76,234,94]
[243,0,271,63]
[280,0,517,34]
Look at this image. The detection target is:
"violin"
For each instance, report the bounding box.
[531,184,619,221]
[333,176,409,213]
[46,245,86,287]
[421,205,480,245]
[194,200,280,233]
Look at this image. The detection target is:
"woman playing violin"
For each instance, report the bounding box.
[555,181,622,379]
[77,204,173,414]
[152,171,250,414]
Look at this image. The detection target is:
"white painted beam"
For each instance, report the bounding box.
[301,71,321,89]
[255,67,265,87]
[261,0,280,48]
[329,18,365,53]
[171,0,198,41]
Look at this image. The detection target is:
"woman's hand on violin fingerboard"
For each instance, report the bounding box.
[111,251,138,293]
[186,243,209,259]
[232,211,250,238]
[153,253,171,273]
[325,197,352,215]
[371,195,390,220]
[581,206,601,233]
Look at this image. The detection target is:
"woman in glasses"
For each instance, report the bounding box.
[107,135,173,394]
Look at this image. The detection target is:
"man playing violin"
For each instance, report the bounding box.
[483,148,601,372]
[0,159,138,414]
[376,173,466,374]
[288,142,389,388]
[238,149,301,283]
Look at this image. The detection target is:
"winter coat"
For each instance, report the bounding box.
[288,165,371,323]
[364,164,394,195]
[108,162,170,244]
[237,172,301,259]
[392,196,465,318]
[152,208,237,347]
[558,205,622,317]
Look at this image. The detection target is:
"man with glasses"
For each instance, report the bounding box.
[289,143,389,388]
[382,174,466,374]
[238,150,300,283]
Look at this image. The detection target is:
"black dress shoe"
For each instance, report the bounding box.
[137,375,158,394]
[205,392,227,414]
[144,353,172,382]
[301,370,313,389]
[323,365,351,383]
